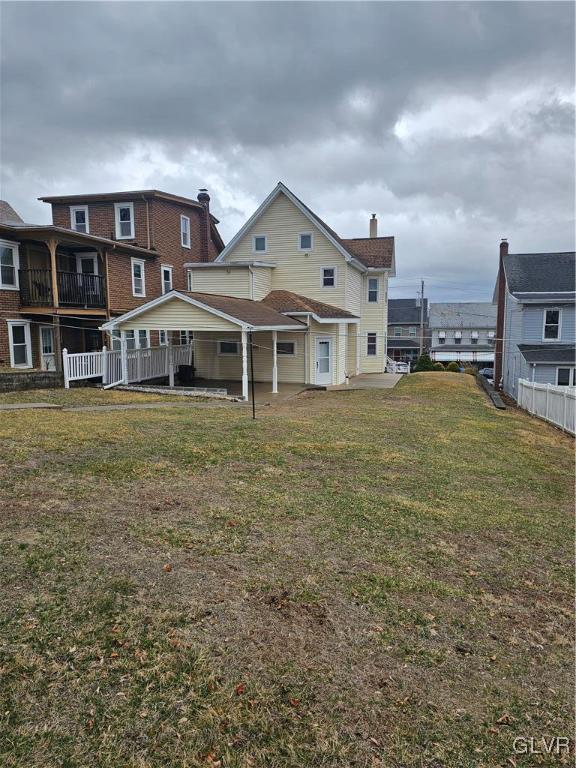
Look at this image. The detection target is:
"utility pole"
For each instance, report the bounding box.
[419,279,425,357]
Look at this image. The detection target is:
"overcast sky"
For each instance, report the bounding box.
[1,1,574,301]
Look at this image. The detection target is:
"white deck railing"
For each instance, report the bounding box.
[63,343,194,389]
[517,379,575,435]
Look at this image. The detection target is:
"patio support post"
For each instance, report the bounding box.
[46,238,60,308]
[355,323,360,376]
[53,315,63,373]
[272,330,278,393]
[241,330,249,401]
[120,331,129,384]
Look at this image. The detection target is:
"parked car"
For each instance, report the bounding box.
[479,368,494,378]
[394,361,411,374]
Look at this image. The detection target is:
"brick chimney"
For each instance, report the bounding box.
[494,238,509,390]
[197,188,211,262]
[369,214,378,238]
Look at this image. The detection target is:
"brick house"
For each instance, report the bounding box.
[0,191,223,371]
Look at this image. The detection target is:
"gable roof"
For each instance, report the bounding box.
[504,252,575,295]
[263,290,359,320]
[429,302,497,329]
[388,298,428,324]
[101,291,307,332]
[215,182,395,273]
[0,200,25,225]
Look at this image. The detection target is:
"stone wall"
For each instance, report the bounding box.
[0,371,63,392]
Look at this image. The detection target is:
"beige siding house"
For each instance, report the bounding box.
[101,183,395,398]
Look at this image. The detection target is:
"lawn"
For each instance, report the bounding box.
[0,373,573,767]
[0,387,208,407]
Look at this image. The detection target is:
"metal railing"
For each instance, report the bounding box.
[19,269,106,308]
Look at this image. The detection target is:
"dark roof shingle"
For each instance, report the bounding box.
[518,344,576,364]
[184,292,306,328]
[504,252,575,294]
[262,290,358,319]
[388,298,428,324]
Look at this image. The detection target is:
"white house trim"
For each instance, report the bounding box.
[215,182,367,271]
[7,319,32,368]
[542,307,562,342]
[114,202,135,240]
[100,291,307,333]
[69,205,90,233]
[0,238,20,290]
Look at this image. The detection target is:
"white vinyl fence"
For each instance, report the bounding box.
[517,379,575,435]
[63,343,194,389]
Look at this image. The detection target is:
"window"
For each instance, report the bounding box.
[394,326,403,337]
[367,277,379,303]
[556,368,573,386]
[138,330,149,349]
[111,330,121,351]
[438,331,446,345]
[180,216,191,248]
[471,331,479,345]
[159,330,168,346]
[543,309,561,340]
[131,258,145,297]
[367,332,377,356]
[124,329,149,350]
[0,240,19,289]
[276,341,296,356]
[218,340,239,355]
[187,270,193,291]
[409,326,417,336]
[321,267,336,288]
[70,206,89,233]
[161,265,173,294]
[253,235,267,253]
[114,202,135,239]
[7,321,31,368]
[488,330,495,344]
[454,331,462,345]
[179,330,193,345]
[125,330,136,350]
[298,233,313,251]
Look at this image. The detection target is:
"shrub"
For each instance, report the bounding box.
[464,367,476,376]
[433,362,445,371]
[413,354,435,372]
[446,361,460,373]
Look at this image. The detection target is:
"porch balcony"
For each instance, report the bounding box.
[19,268,106,309]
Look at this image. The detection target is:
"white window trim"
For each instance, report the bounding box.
[179,330,194,345]
[69,205,89,233]
[161,264,173,294]
[556,366,575,386]
[321,265,337,289]
[252,235,267,254]
[542,308,562,342]
[159,330,168,346]
[0,239,20,290]
[298,232,314,252]
[125,329,150,350]
[394,327,403,337]
[276,340,297,357]
[114,202,135,240]
[217,339,240,356]
[454,330,463,339]
[409,326,417,336]
[366,331,378,357]
[131,258,146,298]
[7,319,32,368]
[180,215,191,249]
[367,276,380,303]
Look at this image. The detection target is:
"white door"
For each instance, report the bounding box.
[40,326,55,371]
[315,337,332,385]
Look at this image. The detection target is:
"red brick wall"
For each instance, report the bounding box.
[52,200,150,245]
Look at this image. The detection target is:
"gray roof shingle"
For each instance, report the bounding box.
[388,298,428,324]
[504,252,575,295]
[429,302,497,329]
[518,344,576,364]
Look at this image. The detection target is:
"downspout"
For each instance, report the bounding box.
[249,265,254,300]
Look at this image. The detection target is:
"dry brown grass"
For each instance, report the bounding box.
[0,373,573,767]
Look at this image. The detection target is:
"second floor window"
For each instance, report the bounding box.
[438,331,446,344]
[162,265,173,294]
[471,331,479,345]
[322,267,336,288]
[181,216,191,248]
[543,309,561,340]
[115,203,135,239]
[0,240,19,289]
[394,326,403,337]
[131,258,145,297]
[70,206,89,233]
[454,331,462,345]
[367,277,379,303]
[409,326,417,336]
[367,332,377,356]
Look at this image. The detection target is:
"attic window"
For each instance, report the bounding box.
[299,233,313,251]
[253,235,267,253]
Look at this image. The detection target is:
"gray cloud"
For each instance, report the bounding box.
[1,1,574,300]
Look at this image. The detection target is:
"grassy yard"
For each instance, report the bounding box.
[0,387,206,407]
[0,374,573,767]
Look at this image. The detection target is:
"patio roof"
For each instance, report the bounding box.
[263,290,359,321]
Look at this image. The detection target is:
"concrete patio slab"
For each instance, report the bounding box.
[331,373,403,390]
